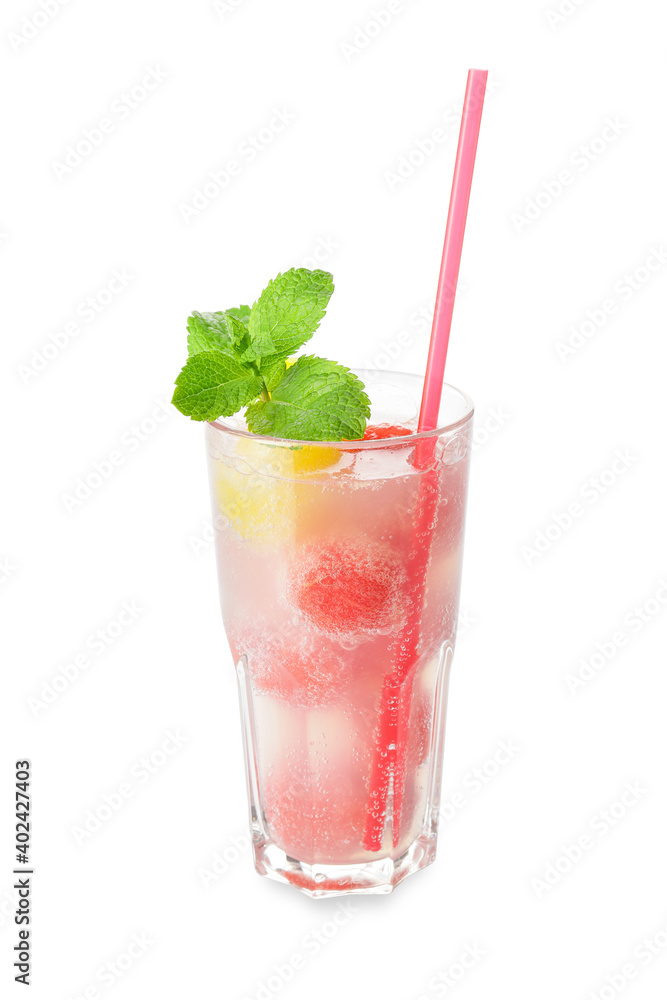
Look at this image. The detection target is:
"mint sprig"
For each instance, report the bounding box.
[246,356,370,441]
[245,269,333,361]
[172,350,264,421]
[186,311,231,356]
[171,268,370,441]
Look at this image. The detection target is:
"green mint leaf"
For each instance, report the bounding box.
[244,269,334,362]
[245,355,370,441]
[186,311,230,356]
[225,305,251,326]
[172,350,263,421]
[187,306,251,356]
[258,355,287,392]
[223,312,251,354]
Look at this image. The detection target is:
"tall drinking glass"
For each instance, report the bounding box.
[206,371,473,896]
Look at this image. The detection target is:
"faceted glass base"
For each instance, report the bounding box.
[235,641,455,897]
[252,831,438,898]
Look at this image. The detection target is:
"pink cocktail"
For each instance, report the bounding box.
[207,371,473,896]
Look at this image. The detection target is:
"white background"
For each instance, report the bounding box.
[2,1,666,998]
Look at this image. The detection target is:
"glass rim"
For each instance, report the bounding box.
[208,371,474,450]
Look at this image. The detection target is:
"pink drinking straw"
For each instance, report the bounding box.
[363,69,488,853]
[419,68,488,432]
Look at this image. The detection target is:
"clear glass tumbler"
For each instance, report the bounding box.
[206,371,473,896]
